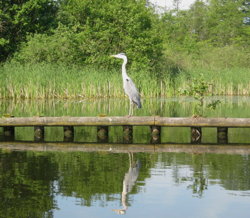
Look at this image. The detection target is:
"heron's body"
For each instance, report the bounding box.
[111,53,142,115]
[112,153,140,215]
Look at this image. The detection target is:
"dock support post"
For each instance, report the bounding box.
[123,125,133,143]
[3,126,15,140]
[191,127,202,144]
[97,126,109,143]
[217,127,228,144]
[34,126,44,141]
[64,126,74,142]
[151,126,161,144]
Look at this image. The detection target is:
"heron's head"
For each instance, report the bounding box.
[111,53,127,60]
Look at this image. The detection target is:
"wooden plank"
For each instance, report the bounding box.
[0,116,155,126]
[155,117,250,127]
[0,141,250,154]
[0,116,250,127]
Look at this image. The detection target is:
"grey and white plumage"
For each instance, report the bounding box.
[112,153,140,215]
[111,53,141,115]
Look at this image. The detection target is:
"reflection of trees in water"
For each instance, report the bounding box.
[113,153,140,215]
[211,154,250,191]
[187,167,208,198]
[54,152,152,207]
[160,153,250,197]
[0,151,58,217]
[0,150,249,217]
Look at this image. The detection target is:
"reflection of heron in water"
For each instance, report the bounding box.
[113,152,140,215]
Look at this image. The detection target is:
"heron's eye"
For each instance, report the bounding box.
[126,79,129,82]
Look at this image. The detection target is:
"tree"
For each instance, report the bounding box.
[161,0,250,49]
[188,0,209,41]
[206,0,250,46]
[15,0,163,71]
[0,0,58,61]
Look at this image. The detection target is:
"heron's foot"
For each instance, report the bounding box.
[112,209,126,215]
[98,114,107,117]
[192,114,201,118]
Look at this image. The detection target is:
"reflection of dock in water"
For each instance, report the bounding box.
[1,141,250,155]
[113,153,140,215]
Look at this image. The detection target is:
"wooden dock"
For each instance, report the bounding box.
[1,116,250,143]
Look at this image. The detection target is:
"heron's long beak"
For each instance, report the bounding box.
[110,55,115,58]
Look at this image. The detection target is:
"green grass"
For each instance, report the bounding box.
[0,63,123,99]
[178,67,250,96]
[0,62,249,100]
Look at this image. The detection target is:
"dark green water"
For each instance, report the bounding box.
[0,97,250,218]
[1,96,250,117]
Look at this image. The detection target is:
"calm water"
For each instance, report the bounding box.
[0,96,250,218]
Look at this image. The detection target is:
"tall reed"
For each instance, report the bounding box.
[0,62,249,100]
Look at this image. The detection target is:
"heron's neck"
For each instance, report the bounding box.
[122,57,128,79]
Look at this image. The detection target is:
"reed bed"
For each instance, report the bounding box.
[0,62,249,100]
[182,67,250,96]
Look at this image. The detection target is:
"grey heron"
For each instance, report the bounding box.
[111,53,142,116]
[112,153,140,215]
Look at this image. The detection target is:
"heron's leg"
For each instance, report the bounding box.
[128,152,132,167]
[130,101,134,116]
[128,100,133,116]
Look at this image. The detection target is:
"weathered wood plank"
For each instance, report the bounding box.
[0,116,155,126]
[0,116,250,127]
[155,117,250,127]
[0,141,250,154]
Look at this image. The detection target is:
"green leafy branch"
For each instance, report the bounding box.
[180,74,221,116]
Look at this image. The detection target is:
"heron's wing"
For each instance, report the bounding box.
[124,77,141,107]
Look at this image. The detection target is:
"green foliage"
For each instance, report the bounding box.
[161,0,250,48]
[1,0,250,99]
[0,0,58,61]
[197,45,250,69]
[207,0,250,46]
[160,0,250,74]
[182,74,209,102]
[15,0,163,71]
[180,74,221,116]
[15,24,81,65]
[0,62,124,99]
[0,62,249,100]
